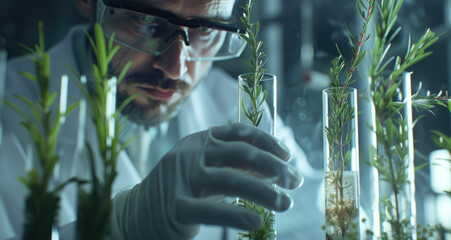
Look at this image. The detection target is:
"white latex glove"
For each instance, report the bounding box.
[111,123,304,240]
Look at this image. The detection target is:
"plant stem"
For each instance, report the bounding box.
[347,3,373,83]
[381,128,401,223]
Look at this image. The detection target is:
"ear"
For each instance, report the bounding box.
[75,0,93,19]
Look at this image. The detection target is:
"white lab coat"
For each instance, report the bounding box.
[0,25,324,240]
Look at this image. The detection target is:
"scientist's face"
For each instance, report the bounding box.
[103,0,237,127]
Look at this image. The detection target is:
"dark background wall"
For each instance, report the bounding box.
[1,0,450,233]
[0,0,87,58]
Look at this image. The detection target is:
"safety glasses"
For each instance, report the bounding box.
[97,0,247,61]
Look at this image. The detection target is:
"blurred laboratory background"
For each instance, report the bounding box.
[1,0,450,238]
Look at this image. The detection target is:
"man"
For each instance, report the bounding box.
[0,0,322,239]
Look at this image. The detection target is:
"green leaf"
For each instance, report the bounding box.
[352,49,366,69]
[239,34,251,44]
[18,176,30,187]
[435,100,447,108]
[18,71,38,81]
[241,84,252,96]
[85,30,98,61]
[94,23,107,75]
[415,162,428,171]
[38,21,45,51]
[405,52,433,69]
[242,59,253,70]
[258,90,267,109]
[116,93,138,114]
[28,169,41,186]
[344,151,351,168]
[64,63,82,80]
[106,45,120,64]
[118,61,132,84]
[45,92,58,109]
[241,99,252,121]
[15,94,36,110]
[385,83,399,101]
[16,42,36,57]
[256,112,263,127]
[5,102,29,122]
[108,32,116,53]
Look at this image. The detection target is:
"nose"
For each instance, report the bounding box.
[152,37,188,80]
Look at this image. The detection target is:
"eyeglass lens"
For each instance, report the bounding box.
[101,7,240,60]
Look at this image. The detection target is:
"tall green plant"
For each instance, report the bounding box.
[239,0,267,127]
[367,0,439,239]
[4,22,78,240]
[75,23,133,240]
[237,1,274,239]
[324,1,375,239]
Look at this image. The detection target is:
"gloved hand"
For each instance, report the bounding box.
[111,123,304,240]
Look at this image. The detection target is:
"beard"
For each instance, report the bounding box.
[116,89,183,127]
[112,68,191,128]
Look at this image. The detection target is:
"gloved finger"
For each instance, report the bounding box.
[205,141,303,189]
[177,197,262,231]
[196,167,293,212]
[211,123,291,161]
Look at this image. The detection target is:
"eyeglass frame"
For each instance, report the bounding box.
[98,0,247,61]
